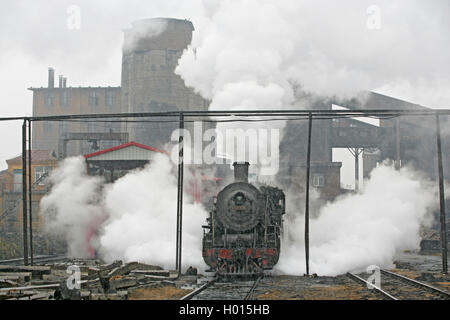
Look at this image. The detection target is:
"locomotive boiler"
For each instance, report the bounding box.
[202,162,285,275]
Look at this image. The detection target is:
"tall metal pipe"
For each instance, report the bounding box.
[22,120,29,266]
[48,68,54,88]
[395,118,401,169]
[304,113,312,276]
[435,114,448,274]
[176,113,184,275]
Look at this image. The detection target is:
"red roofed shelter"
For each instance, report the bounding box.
[83,141,167,182]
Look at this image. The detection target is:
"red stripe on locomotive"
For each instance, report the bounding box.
[218,249,232,259]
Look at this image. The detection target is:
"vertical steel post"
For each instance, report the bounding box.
[304,113,313,276]
[395,118,401,170]
[435,114,448,274]
[355,148,360,191]
[28,120,33,265]
[176,113,184,275]
[22,120,29,266]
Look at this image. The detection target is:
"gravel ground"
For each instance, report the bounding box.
[252,275,380,300]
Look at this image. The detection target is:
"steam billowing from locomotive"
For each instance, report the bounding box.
[41,156,437,276]
[41,154,208,269]
[202,162,286,274]
[276,164,437,276]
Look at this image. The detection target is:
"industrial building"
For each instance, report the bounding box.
[27,17,449,215]
[30,18,208,158]
[0,150,58,247]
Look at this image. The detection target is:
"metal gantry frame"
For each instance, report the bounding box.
[435,114,448,274]
[1,108,446,273]
[28,119,33,265]
[21,120,28,266]
[175,113,184,276]
[347,147,364,192]
[304,114,312,276]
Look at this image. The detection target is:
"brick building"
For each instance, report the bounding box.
[0,150,58,232]
[29,83,122,157]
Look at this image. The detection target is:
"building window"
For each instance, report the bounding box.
[60,90,69,107]
[106,91,115,107]
[5,200,17,222]
[59,121,68,134]
[89,91,99,106]
[43,121,53,134]
[87,121,97,133]
[312,174,325,188]
[13,169,22,192]
[45,92,54,107]
[31,201,39,221]
[35,166,52,185]
[104,121,116,133]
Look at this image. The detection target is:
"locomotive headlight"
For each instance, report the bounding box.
[233,192,246,205]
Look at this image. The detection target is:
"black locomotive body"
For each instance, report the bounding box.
[202,162,285,275]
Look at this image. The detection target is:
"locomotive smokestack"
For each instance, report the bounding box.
[233,162,249,183]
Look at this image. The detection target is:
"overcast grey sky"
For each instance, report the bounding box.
[0,0,448,177]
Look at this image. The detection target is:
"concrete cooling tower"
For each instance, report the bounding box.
[121,17,209,148]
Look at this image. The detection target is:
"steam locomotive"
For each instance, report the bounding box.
[202,162,285,275]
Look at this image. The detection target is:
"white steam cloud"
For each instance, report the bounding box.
[41,157,438,276]
[40,157,105,258]
[173,0,449,172]
[98,153,207,269]
[40,154,208,270]
[277,164,437,276]
[176,0,449,102]
[122,18,168,53]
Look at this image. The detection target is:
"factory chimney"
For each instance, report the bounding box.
[48,67,55,88]
[233,162,249,183]
[58,75,63,88]
[63,77,67,88]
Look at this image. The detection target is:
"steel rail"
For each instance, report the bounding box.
[346,272,398,300]
[244,275,262,300]
[180,277,217,300]
[380,269,450,299]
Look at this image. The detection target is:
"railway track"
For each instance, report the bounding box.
[347,269,450,300]
[180,275,263,300]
